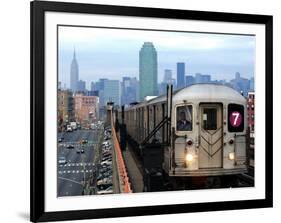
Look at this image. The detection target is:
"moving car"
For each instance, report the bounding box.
[58,156,67,165]
[66,144,74,149]
[81,138,88,144]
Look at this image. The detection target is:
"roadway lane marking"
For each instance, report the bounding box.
[59,162,95,167]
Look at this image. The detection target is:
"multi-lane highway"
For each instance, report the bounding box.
[57,129,101,197]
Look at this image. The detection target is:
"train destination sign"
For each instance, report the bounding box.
[228,104,244,132]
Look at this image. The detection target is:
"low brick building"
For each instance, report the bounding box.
[74,94,99,127]
[247,91,255,132]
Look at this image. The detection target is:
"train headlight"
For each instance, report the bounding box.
[228,152,235,160]
[185,153,194,162]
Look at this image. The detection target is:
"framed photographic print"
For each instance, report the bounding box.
[30,0,273,222]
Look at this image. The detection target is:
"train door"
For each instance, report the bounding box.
[199,103,223,168]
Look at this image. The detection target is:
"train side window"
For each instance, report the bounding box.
[228,104,244,132]
[176,105,192,131]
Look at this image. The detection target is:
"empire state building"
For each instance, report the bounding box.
[70,49,79,92]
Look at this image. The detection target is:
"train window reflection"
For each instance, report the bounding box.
[203,108,217,130]
[176,105,192,131]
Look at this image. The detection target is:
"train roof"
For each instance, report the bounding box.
[172,83,246,103]
[127,84,246,110]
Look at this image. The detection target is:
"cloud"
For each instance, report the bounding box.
[59,26,255,52]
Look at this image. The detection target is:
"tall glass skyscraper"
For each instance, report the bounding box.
[139,42,158,101]
[177,62,185,89]
[104,80,121,106]
[70,49,79,92]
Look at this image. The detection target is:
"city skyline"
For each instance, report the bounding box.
[64,46,254,107]
[58,26,255,89]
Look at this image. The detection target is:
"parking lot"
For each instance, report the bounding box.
[94,127,114,195]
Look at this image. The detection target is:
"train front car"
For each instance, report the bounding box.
[165,84,248,184]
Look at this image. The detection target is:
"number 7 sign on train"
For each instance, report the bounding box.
[230,111,242,127]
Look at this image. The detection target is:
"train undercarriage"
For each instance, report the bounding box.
[126,135,253,192]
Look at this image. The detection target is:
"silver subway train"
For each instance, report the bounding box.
[121,84,248,184]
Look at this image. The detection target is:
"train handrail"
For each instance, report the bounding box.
[140,116,169,146]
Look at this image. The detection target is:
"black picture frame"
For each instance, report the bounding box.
[30,0,273,222]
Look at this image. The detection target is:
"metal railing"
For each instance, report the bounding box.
[111,111,132,193]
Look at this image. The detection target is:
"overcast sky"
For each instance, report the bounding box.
[58,26,255,89]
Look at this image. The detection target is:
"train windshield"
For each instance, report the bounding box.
[176,105,192,131]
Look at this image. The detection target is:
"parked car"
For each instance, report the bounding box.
[102,144,112,150]
[102,144,112,149]
[99,166,112,173]
[97,178,112,186]
[66,125,73,132]
[102,152,112,157]
[97,183,112,191]
[101,157,112,162]
[99,170,112,176]
[104,136,111,140]
[97,186,113,195]
[102,154,112,159]
[100,160,112,166]
[102,141,110,146]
